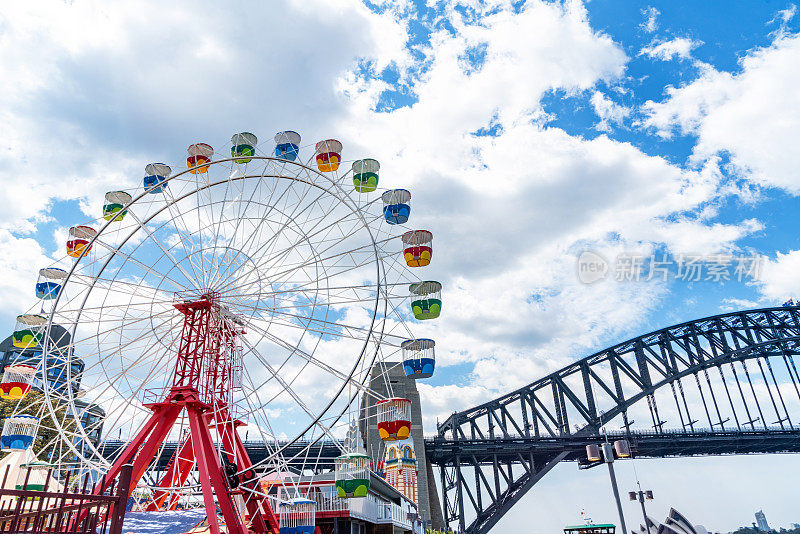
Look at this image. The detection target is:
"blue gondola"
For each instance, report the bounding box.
[1,415,38,451]
[279,498,316,534]
[401,338,435,379]
[35,268,67,300]
[144,163,172,193]
[382,189,411,224]
[275,131,301,161]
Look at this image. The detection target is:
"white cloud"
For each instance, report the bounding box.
[640,37,703,61]
[640,6,659,33]
[335,1,763,403]
[754,249,800,302]
[641,32,800,192]
[0,0,771,446]
[590,90,631,130]
[768,5,797,30]
[0,0,409,228]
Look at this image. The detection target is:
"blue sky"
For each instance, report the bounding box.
[2,0,800,531]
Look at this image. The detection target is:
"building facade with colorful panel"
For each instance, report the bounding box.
[384,442,418,506]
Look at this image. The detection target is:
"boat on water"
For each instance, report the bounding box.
[564,523,616,534]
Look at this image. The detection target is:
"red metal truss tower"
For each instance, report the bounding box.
[91,292,278,534]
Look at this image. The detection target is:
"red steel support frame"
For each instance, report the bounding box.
[146,434,195,511]
[90,293,278,534]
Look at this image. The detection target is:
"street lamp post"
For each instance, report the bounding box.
[586,440,630,534]
[603,443,628,534]
[628,488,654,531]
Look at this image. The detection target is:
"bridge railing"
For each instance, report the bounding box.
[425,425,800,442]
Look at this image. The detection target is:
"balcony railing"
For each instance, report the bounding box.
[272,485,414,529]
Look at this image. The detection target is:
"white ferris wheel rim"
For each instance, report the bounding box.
[36,154,416,484]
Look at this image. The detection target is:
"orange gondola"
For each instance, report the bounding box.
[401,230,432,267]
[66,225,97,258]
[187,143,214,174]
[376,397,411,441]
[314,139,342,172]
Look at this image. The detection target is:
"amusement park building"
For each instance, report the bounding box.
[0,324,104,446]
[384,441,418,505]
[271,471,423,534]
[360,362,444,529]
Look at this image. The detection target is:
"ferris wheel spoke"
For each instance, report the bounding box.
[261,225,393,280]
[61,309,177,367]
[205,169,280,289]
[236,201,384,285]
[212,188,380,293]
[223,285,384,311]
[220,281,407,302]
[196,169,239,289]
[76,326,180,424]
[266,294,394,311]
[66,275,168,301]
[206,170,319,290]
[208,180,333,291]
[239,304,406,347]
[241,319,387,401]
[159,185,210,284]
[235,384,320,475]
[246,315,374,344]
[238,336,346,453]
[91,238,188,293]
[126,210,202,290]
[215,235,391,299]
[52,298,175,317]
[41,333,178,468]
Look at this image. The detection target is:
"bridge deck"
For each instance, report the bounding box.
[425,428,800,465]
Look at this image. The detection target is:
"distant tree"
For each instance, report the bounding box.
[0,391,76,461]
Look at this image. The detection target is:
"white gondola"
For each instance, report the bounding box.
[279,497,316,534]
[352,158,379,192]
[103,191,133,221]
[314,139,343,172]
[275,131,301,161]
[12,314,46,349]
[381,189,411,224]
[66,226,97,258]
[187,144,214,174]
[232,132,258,162]
[16,461,53,491]
[376,397,412,441]
[334,452,371,498]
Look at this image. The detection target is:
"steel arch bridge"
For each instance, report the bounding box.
[431,306,800,534]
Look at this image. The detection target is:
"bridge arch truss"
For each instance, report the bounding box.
[432,307,800,534]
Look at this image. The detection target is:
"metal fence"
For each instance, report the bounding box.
[0,463,131,534]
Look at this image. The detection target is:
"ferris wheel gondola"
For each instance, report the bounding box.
[103,191,132,221]
[35,268,67,301]
[144,163,172,193]
[352,159,379,193]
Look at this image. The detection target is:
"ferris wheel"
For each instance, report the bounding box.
[0,131,442,534]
